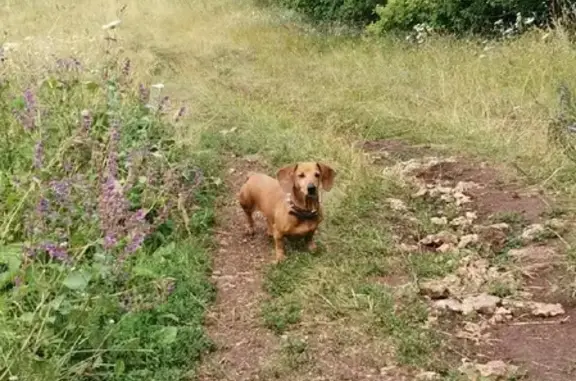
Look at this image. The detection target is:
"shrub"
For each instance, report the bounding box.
[266,0,387,25]
[0,53,216,380]
[369,0,550,36]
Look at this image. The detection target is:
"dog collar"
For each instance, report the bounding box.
[286,194,319,221]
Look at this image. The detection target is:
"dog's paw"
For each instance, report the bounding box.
[307,240,318,252]
[273,253,286,264]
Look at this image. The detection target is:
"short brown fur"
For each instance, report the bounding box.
[238,162,336,263]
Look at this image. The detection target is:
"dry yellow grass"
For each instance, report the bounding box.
[6,0,576,190]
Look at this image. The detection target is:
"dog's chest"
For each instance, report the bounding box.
[286,218,319,236]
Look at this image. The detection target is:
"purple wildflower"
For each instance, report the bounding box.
[39,241,69,262]
[19,88,37,131]
[24,89,35,114]
[36,197,49,214]
[14,276,22,287]
[138,84,150,104]
[104,233,118,250]
[49,180,70,204]
[98,177,129,251]
[81,109,92,132]
[33,140,43,169]
[124,231,146,254]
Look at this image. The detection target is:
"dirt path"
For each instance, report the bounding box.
[363,139,576,381]
[197,158,279,381]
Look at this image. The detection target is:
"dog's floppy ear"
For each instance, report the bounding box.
[317,163,336,192]
[277,164,297,194]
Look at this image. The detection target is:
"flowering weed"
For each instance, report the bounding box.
[0,56,217,380]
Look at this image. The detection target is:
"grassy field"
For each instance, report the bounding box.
[3,0,576,380]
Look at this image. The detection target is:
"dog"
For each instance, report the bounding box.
[238,162,336,263]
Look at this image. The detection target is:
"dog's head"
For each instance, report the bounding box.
[277,162,336,199]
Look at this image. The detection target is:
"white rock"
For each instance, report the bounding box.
[528,302,565,317]
[458,234,479,249]
[387,198,408,212]
[431,216,448,225]
[521,223,545,242]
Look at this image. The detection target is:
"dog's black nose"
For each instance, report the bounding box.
[307,183,317,194]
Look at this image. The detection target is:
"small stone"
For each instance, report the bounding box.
[454,181,480,192]
[431,216,448,225]
[529,302,565,317]
[387,198,408,212]
[545,218,568,231]
[454,192,472,205]
[433,298,463,313]
[459,360,519,380]
[437,243,457,253]
[419,275,459,299]
[460,293,501,315]
[488,223,510,231]
[420,231,459,247]
[458,234,479,249]
[521,223,546,242]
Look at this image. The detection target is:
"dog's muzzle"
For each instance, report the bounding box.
[306,183,318,198]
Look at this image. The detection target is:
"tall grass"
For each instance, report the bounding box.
[0,23,219,381]
[5,0,576,378]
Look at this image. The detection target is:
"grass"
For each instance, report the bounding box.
[5,0,576,379]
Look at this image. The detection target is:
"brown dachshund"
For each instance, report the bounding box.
[238,162,336,263]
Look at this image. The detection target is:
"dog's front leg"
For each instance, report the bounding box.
[273,230,286,263]
[305,230,318,252]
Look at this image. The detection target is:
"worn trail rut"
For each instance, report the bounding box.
[197,159,279,381]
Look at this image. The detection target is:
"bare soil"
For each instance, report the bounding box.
[199,140,575,381]
[197,157,279,381]
[363,138,576,381]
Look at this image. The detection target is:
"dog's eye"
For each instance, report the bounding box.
[298,173,305,178]
[314,172,320,178]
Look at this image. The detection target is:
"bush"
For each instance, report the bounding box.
[369,0,550,36]
[267,0,386,25]
[0,54,217,380]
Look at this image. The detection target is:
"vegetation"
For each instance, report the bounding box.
[266,0,573,36]
[4,0,576,379]
[0,26,219,381]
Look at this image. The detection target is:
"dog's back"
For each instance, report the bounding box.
[238,172,284,221]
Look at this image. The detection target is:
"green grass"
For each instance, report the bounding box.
[6,0,576,378]
[0,38,222,381]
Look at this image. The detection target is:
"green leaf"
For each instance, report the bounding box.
[20,312,35,323]
[10,96,25,110]
[0,243,23,287]
[50,295,66,310]
[160,314,180,323]
[158,326,178,345]
[63,271,91,291]
[114,360,125,376]
[84,81,100,92]
[131,265,156,279]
